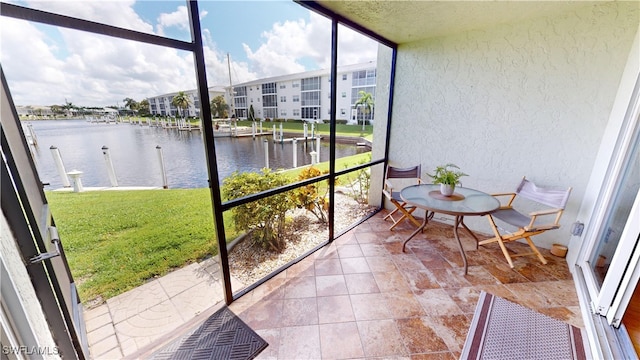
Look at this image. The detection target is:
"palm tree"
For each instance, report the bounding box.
[354,90,374,131]
[171,91,191,118]
[122,97,139,114]
[138,99,150,117]
[210,95,229,118]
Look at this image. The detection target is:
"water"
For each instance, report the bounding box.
[25,120,365,189]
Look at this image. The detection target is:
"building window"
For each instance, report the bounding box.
[279,84,286,89]
[340,108,346,116]
[293,109,300,116]
[262,82,276,94]
[342,92,346,98]
[292,83,300,88]
[280,109,287,116]
[342,74,347,80]
[280,96,286,102]
[293,95,299,102]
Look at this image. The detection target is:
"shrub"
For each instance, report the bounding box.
[222,169,294,251]
[342,153,371,204]
[290,166,331,223]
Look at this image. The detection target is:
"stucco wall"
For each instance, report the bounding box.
[385,2,639,249]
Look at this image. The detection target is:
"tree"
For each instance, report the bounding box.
[354,90,374,131]
[210,95,228,118]
[138,99,150,117]
[248,104,255,121]
[171,91,191,118]
[122,97,139,113]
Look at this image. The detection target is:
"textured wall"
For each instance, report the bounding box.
[385,2,639,249]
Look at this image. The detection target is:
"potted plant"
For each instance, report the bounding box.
[427,163,468,196]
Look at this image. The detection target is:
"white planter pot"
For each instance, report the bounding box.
[440,183,455,196]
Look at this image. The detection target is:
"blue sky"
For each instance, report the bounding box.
[1,1,378,107]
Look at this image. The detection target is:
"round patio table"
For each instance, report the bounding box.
[400,184,500,274]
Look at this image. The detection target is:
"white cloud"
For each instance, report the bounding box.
[1,2,378,107]
[241,12,378,79]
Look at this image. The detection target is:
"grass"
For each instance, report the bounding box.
[47,189,217,303]
[47,152,372,304]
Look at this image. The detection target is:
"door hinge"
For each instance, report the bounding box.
[30,227,61,264]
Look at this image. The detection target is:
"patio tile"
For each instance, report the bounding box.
[414,289,464,316]
[423,314,472,353]
[236,298,283,330]
[410,352,456,360]
[360,243,389,257]
[429,267,472,289]
[314,258,343,275]
[281,298,318,326]
[392,253,427,271]
[285,257,315,277]
[319,322,364,359]
[317,295,355,324]
[373,269,413,293]
[396,317,449,353]
[84,306,112,332]
[357,319,407,357]
[284,276,316,299]
[365,255,397,272]
[354,231,383,244]
[403,269,441,292]
[278,325,321,359]
[350,293,390,321]
[384,291,427,319]
[254,329,280,359]
[444,287,483,314]
[337,244,364,258]
[512,262,561,282]
[345,273,380,294]
[315,275,348,296]
[340,257,371,274]
[483,262,530,284]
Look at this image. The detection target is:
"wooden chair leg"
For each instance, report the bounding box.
[483,216,515,268]
[524,236,548,265]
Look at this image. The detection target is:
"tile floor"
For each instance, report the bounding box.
[229,212,583,359]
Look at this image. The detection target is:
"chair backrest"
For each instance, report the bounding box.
[386,165,421,180]
[516,177,572,209]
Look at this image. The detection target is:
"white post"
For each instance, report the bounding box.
[101,146,118,187]
[303,123,308,139]
[279,123,283,143]
[292,139,298,168]
[49,146,71,187]
[310,151,318,165]
[252,122,256,139]
[263,139,269,169]
[316,137,321,161]
[156,145,168,189]
[66,170,84,193]
[272,124,276,140]
[311,123,315,139]
[27,123,38,145]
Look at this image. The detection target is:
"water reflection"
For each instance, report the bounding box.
[26,120,365,189]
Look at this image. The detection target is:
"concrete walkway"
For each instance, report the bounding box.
[83,257,242,359]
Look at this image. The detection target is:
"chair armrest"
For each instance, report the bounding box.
[525,209,563,231]
[491,192,517,207]
[384,179,394,190]
[529,208,562,216]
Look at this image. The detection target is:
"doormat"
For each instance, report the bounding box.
[151,307,268,360]
[461,291,586,360]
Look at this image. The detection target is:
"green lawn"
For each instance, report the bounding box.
[47,152,372,304]
[47,189,217,303]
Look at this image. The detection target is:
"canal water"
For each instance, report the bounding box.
[25,120,365,189]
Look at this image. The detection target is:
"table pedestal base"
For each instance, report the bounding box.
[402,215,480,275]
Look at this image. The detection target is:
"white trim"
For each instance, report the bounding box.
[605,194,640,326]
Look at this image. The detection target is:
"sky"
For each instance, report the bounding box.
[1,0,379,107]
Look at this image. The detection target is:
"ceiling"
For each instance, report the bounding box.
[314,1,603,44]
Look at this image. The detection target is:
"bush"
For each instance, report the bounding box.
[222,169,294,251]
[290,167,330,223]
[342,153,371,204]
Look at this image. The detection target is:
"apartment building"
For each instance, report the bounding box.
[147,62,377,124]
